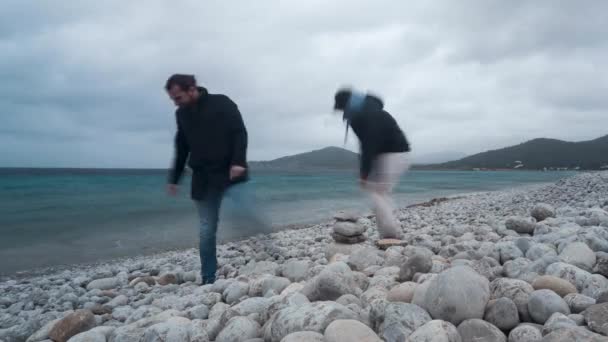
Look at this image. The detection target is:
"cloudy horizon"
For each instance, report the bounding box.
[1,1,607,168]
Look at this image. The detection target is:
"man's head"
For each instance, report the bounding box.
[333,88,352,112]
[165,74,200,108]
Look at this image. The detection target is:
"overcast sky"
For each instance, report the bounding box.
[1,1,607,168]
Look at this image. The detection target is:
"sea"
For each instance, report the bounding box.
[0,168,575,276]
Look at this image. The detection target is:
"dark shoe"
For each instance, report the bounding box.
[202,277,216,285]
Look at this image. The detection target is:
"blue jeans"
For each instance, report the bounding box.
[194,182,269,284]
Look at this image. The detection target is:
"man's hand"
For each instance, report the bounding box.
[230,165,247,180]
[167,184,178,196]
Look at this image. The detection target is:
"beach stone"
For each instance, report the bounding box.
[490,278,534,322]
[376,239,407,250]
[324,319,381,342]
[325,243,364,260]
[281,331,324,342]
[379,303,432,340]
[526,244,557,261]
[263,301,357,342]
[332,232,367,244]
[399,250,433,282]
[541,313,577,336]
[223,280,250,305]
[301,262,362,301]
[514,237,533,254]
[507,325,542,342]
[484,298,519,331]
[334,221,365,237]
[216,317,261,342]
[108,324,146,342]
[582,274,608,300]
[564,293,596,313]
[281,260,311,282]
[560,242,597,271]
[583,303,608,336]
[240,260,280,277]
[528,290,570,324]
[387,282,417,303]
[230,297,272,319]
[505,217,536,234]
[129,276,156,287]
[347,248,383,272]
[26,318,60,342]
[423,266,490,325]
[141,316,191,342]
[594,252,608,278]
[336,294,363,308]
[68,330,109,342]
[156,273,178,286]
[598,291,608,303]
[457,319,506,342]
[541,326,608,341]
[545,262,591,292]
[186,305,210,320]
[531,203,556,222]
[497,242,524,264]
[86,278,119,291]
[49,310,96,342]
[568,314,585,326]
[405,320,461,342]
[334,211,359,222]
[532,276,577,297]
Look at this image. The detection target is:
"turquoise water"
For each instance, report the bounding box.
[0,169,574,275]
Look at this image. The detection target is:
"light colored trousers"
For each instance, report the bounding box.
[364,152,410,239]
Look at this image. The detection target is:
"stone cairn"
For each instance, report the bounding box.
[331,211,367,244]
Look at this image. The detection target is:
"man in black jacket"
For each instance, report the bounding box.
[334,87,411,239]
[165,74,250,284]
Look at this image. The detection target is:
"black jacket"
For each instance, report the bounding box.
[344,95,410,179]
[168,87,248,200]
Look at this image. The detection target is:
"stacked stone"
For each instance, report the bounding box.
[331,211,367,244]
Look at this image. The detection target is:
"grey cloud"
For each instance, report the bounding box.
[1,1,607,167]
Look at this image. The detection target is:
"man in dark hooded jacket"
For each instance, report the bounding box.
[165,74,253,284]
[334,88,411,239]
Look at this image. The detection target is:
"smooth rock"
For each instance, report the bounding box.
[568,314,585,326]
[526,244,557,261]
[531,204,556,222]
[594,252,608,277]
[324,319,381,342]
[423,266,490,325]
[583,303,608,336]
[141,316,191,342]
[507,325,542,342]
[399,251,433,282]
[505,217,537,234]
[528,290,570,324]
[216,317,261,342]
[280,331,324,342]
[49,310,96,342]
[387,282,417,303]
[405,320,461,342]
[532,276,577,297]
[263,301,357,342]
[281,260,311,282]
[491,278,534,322]
[332,232,367,244]
[541,313,577,336]
[86,278,119,291]
[380,303,432,341]
[560,242,597,271]
[564,293,596,314]
[224,281,250,305]
[334,222,366,237]
[545,263,591,292]
[541,326,608,341]
[484,297,519,331]
[347,248,384,272]
[457,319,506,342]
[301,262,362,301]
[377,239,407,250]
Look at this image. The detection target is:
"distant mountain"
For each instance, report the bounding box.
[411,151,467,165]
[250,146,358,171]
[421,134,608,170]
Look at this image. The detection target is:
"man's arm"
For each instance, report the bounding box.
[168,116,190,185]
[227,99,248,168]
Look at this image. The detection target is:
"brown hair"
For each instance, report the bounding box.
[165,74,197,91]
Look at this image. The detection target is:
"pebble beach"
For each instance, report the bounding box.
[2,171,608,341]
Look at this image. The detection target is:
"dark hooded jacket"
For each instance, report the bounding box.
[343,94,410,179]
[168,87,248,200]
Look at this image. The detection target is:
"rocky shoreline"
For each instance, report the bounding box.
[2,172,608,341]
